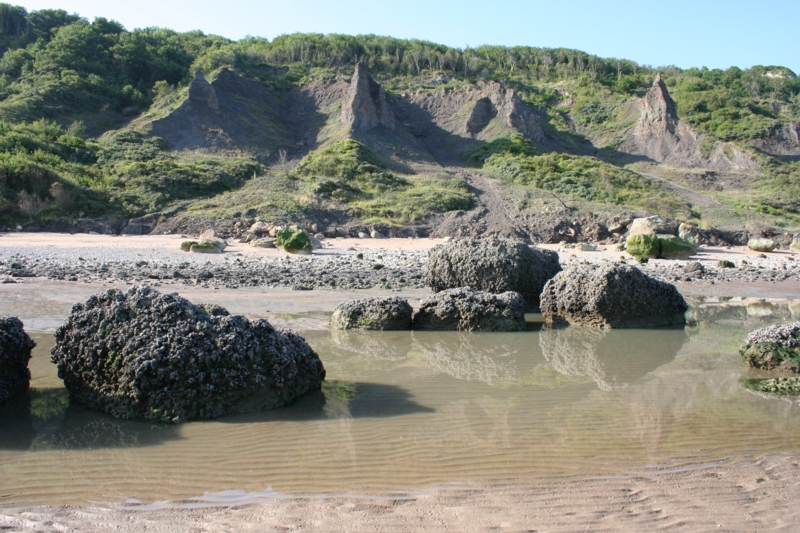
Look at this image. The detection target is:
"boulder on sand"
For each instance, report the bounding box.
[276,225,313,254]
[412,287,526,332]
[330,297,413,331]
[658,235,695,259]
[50,286,326,422]
[628,215,678,236]
[425,237,561,310]
[747,238,776,253]
[626,234,694,259]
[740,322,800,372]
[0,317,36,403]
[540,263,688,328]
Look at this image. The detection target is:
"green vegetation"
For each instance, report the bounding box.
[474,135,689,216]
[0,120,259,222]
[294,140,473,223]
[742,377,800,396]
[0,2,797,227]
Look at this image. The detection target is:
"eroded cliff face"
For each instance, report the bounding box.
[620,74,760,173]
[149,69,292,153]
[341,63,395,131]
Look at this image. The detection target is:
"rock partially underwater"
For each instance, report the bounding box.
[51,286,325,422]
[540,263,688,328]
[412,287,526,332]
[0,317,36,403]
[426,237,561,310]
[330,297,413,331]
[740,322,800,372]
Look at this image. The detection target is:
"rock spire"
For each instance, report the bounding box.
[341,63,395,131]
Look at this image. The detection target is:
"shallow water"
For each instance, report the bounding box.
[2,288,800,506]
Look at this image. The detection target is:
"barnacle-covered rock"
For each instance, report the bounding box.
[412,287,526,332]
[0,317,36,403]
[540,263,687,328]
[50,286,325,422]
[330,296,413,330]
[740,322,800,372]
[425,237,560,310]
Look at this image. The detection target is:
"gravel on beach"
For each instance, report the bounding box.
[0,238,798,292]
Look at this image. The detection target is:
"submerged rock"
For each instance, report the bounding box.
[540,263,688,328]
[51,286,326,422]
[740,322,800,372]
[412,287,526,332]
[425,237,561,310]
[330,296,413,331]
[0,317,36,403]
[743,376,800,396]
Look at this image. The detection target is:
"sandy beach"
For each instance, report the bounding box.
[1,232,800,532]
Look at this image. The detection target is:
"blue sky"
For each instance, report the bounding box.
[14,0,800,74]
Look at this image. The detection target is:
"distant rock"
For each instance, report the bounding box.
[740,322,800,372]
[188,71,219,111]
[330,296,413,331]
[412,287,526,332]
[341,63,395,131]
[426,237,561,310]
[628,215,677,236]
[658,235,696,259]
[51,286,326,422]
[275,226,312,254]
[792,236,800,252]
[540,263,688,328]
[678,222,701,248]
[251,237,276,248]
[619,74,759,172]
[0,317,36,403]
[748,238,776,252]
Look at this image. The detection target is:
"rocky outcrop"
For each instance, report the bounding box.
[330,296,413,330]
[51,286,326,422]
[540,263,688,328]
[465,82,545,141]
[620,74,759,173]
[750,122,800,157]
[341,63,395,131]
[188,71,219,111]
[426,237,561,310]
[740,322,800,372]
[0,317,36,403]
[149,68,292,153]
[412,287,526,331]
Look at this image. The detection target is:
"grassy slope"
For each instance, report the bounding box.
[0,4,798,228]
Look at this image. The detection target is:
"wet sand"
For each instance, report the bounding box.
[1,454,799,532]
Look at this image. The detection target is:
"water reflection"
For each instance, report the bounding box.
[330,329,411,361]
[0,388,182,451]
[415,332,524,385]
[539,327,687,391]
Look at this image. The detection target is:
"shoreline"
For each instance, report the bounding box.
[1,453,798,531]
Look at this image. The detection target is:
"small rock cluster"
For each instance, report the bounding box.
[0,317,36,403]
[51,286,326,422]
[331,288,525,332]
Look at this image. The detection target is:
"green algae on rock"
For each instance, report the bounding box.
[740,322,800,372]
[276,226,313,254]
[625,234,660,260]
[742,377,800,396]
[658,235,696,259]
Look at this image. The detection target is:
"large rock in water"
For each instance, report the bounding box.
[0,317,36,403]
[412,287,526,332]
[425,237,561,310]
[740,322,800,372]
[330,297,413,331]
[540,264,688,328]
[50,286,326,422]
